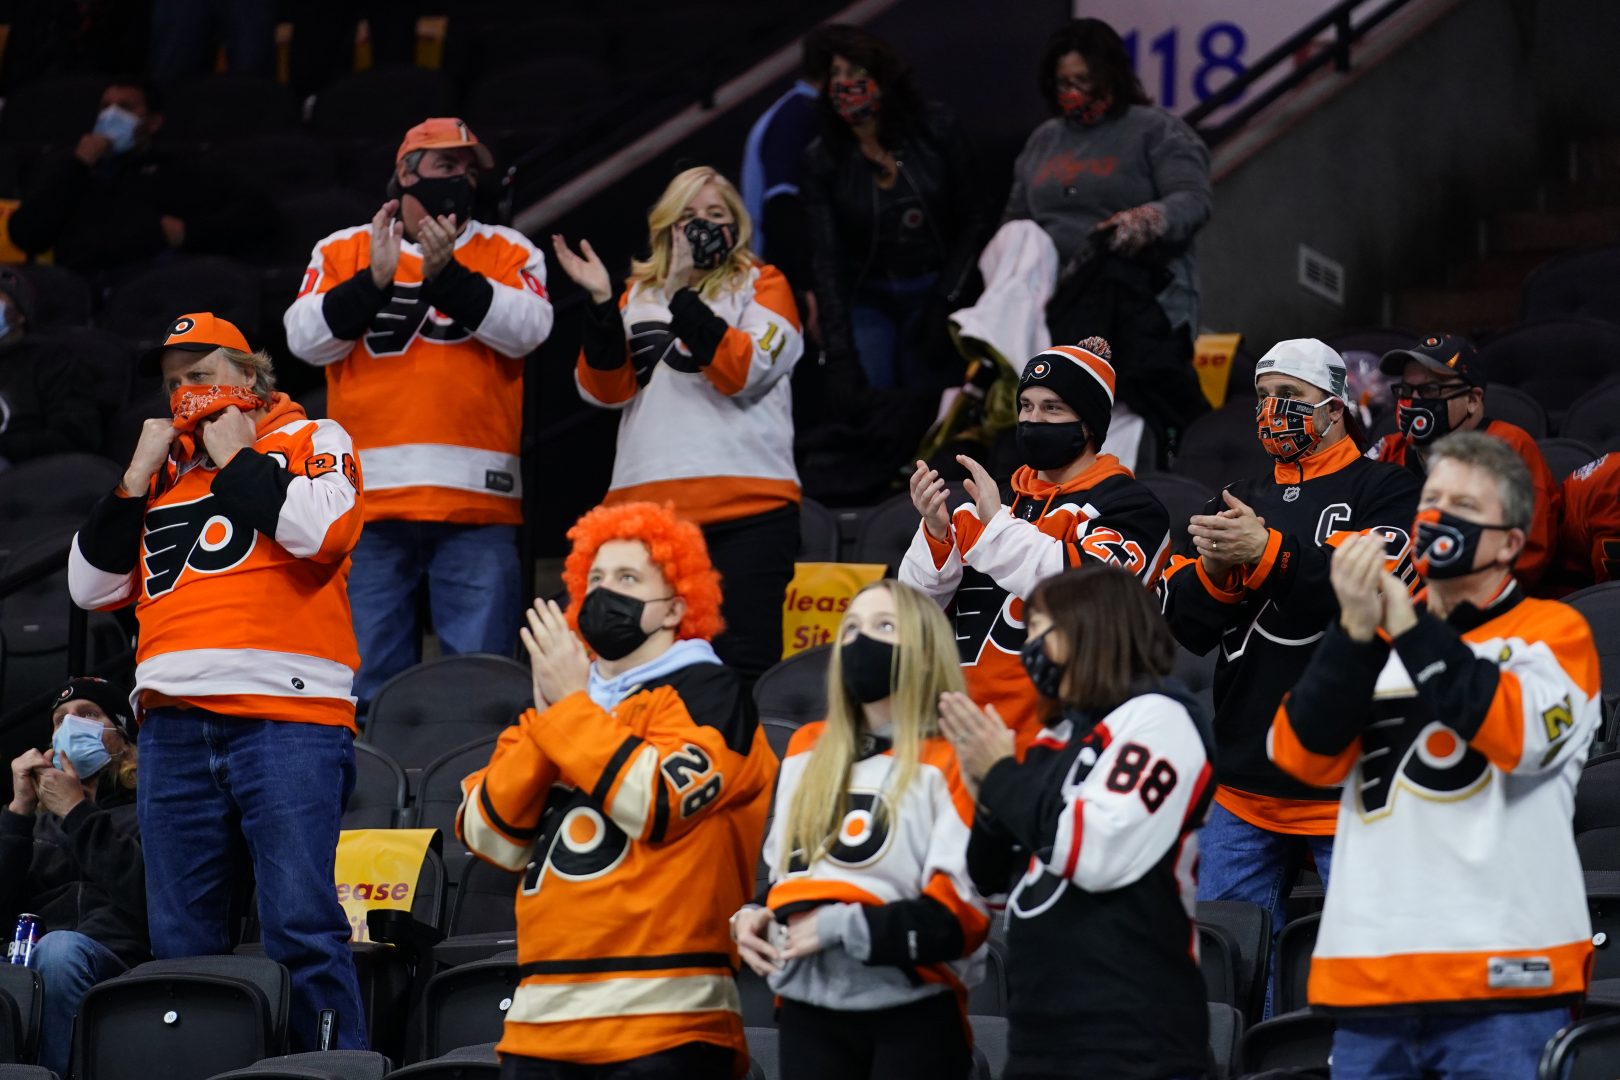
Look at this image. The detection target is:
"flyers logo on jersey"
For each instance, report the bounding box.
[364,282,473,356]
[1356,711,1490,821]
[951,569,1029,667]
[786,790,897,873]
[522,787,630,896]
[142,494,258,597]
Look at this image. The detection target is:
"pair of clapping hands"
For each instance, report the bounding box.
[734,691,1014,978]
[1330,533,1416,642]
[518,599,592,711]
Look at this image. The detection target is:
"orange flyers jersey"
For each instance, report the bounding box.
[283,219,553,525]
[67,395,363,729]
[1368,420,1560,588]
[761,724,988,1010]
[1559,452,1620,589]
[573,265,802,525]
[456,657,776,1073]
[898,457,1170,752]
[1269,583,1600,1011]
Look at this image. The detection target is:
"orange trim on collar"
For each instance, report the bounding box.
[1272,435,1361,484]
[1011,453,1133,499]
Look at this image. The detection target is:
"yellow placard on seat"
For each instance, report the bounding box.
[333,828,436,943]
[781,562,887,658]
[1194,332,1243,410]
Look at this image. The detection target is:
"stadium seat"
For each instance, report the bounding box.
[311,66,458,140]
[736,966,776,1029]
[966,936,1008,1018]
[1559,380,1620,453]
[0,73,106,147]
[363,655,529,778]
[1586,873,1620,979]
[1562,583,1620,714]
[259,190,379,267]
[1196,922,1240,1010]
[1275,912,1320,1016]
[969,1015,1008,1080]
[387,1043,499,1079]
[0,987,20,1065]
[0,967,41,1065]
[1206,1002,1243,1080]
[99,256,262,355]
[1169,402,1271,494]
[1576,751,1620,835]
[1537,1011,1620,1079]
[447,856,520,939]
[1477,319,1620,420]
[74,955,289,1080]
[0,1067,55,1079]
[465,59,613,137]
[417,954,519,1062]
[1140,473,1215,557]
[34,327,137,422]
[761,717,797,760]
[1240,1010,1334,1074]
[413,735,500,881]
[1197,900,1271,1023]
[158,76,298,145]
[851,492,922,574]
[744,1027,779,1080]
[345,742,409,830]
[797,497,840,561]
[209,1049,390,1079]
[1521,246,1620,327]
[14,264,91,332]
[211,132,341,199]
[1581,830,1620,874]
[753,646,830,727]
[1484,384,1548,439]
[1540,437,1601,481]
[0,452,123,525]
[1323,326,1419,357]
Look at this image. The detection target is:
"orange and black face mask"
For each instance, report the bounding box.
[1412,506,1511,580]
[1255,396,1329,463]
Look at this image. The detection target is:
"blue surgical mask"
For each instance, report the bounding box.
[52,715,111,778]
[92,105,140,155]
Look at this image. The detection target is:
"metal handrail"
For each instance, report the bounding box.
[1182,0,1419,146]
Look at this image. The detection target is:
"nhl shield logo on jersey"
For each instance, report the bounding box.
[141,494,258,597]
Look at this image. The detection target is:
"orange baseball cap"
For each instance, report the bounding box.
[396,117,494,170]
[141,311,252,374]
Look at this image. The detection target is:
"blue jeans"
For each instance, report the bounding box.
[32,930,126,1076]
[1196,801,1334,1019]
[1332,1007,1571,1079]
[348,520,523,710]
[137,708,366,1051]
[851,272,944,392]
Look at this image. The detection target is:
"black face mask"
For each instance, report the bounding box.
[1413,508,1512,581]
[402,173,476,225]
[684,218,737,270]
[1396,395,1458,444]
[576,587,670,661]
[839,633,895,705]
[1016,420,1089,471]
[1020,631,1063,700]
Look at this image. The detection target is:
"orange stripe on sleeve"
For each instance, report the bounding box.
[922,871,990,953]
[1466,668,1528,773]
[1268,698,1360,787]
[575,349,638,405]
[1193,557,1244,603]
[1241,528,1285,590]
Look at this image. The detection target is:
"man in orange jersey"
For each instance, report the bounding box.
[1367,333,1559,590]
[67,313,367,1051]
[1557,451,1620,590]
[283,117,553,709]
[458,502,776,1079]
[1271,432,1598,1079]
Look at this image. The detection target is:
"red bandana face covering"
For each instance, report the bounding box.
[169,384,266,459]
[1057,87,1112,125]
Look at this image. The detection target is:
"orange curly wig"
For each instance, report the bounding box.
[562,501,725,642]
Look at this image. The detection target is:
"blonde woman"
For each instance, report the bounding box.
[730,580,986,1080]
[552,166,804,683]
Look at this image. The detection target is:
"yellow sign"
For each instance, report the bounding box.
[333,828,436,943]
[781,562,887,657]
[1194,332,1243,410]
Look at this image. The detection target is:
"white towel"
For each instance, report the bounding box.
[947,219,1059,371]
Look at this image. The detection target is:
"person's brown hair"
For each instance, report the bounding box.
[1029,564,1176,712]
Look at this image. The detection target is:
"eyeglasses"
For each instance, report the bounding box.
[1055,76,1094,92]
[1391,382,1471,400]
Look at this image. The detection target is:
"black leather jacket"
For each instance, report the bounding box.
[801,103,989,363]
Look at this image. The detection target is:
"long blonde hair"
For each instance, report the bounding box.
[628,166,758,300]
[779,581,965,874]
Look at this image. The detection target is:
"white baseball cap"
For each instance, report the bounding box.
[1253,338,1348,400]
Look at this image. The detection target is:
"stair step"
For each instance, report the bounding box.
[1488,207,1620,253]
[1450,251,1558,288]
[1394,286,1520,336]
